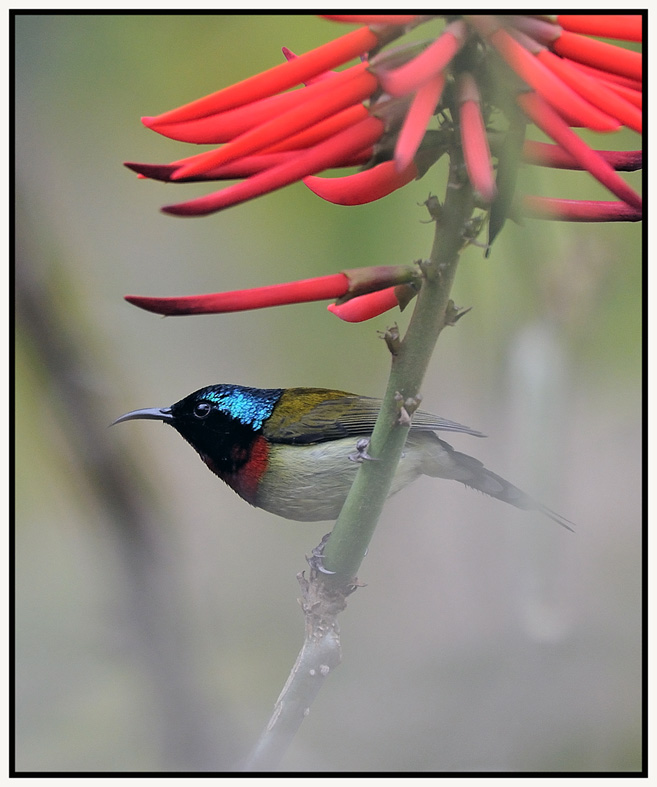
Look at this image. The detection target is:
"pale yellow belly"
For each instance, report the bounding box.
[254,433,446,521]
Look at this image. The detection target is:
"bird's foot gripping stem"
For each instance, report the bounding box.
[306,533,336,575]
[348,438,378,463]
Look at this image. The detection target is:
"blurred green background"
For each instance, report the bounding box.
[15,14,642,773]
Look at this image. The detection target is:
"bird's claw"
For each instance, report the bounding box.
[307,533,336,575]
[348,437,378,463]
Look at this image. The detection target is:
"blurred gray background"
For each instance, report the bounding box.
[15,14,642,773]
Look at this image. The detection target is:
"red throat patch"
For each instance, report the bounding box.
[202,434,270,506]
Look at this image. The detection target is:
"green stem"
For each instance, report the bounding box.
[243,161,476,771]
[321,164,475,581]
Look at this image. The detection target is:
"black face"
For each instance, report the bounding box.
[167,385,283,473]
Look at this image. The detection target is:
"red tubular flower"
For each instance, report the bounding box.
[126,148,373,183]
[561,58,641,93]
[254,104,371,154]
[458,72,496,203]
[145,91,317,145]
[556,14,642,42]
[304,160,418,205]
[565,61,642,108]
[521,196,642,222]
[521,142,641,172]
[393,73,445,173]
[126,274,350,316]
[467,16,620,132]
[280,47,336,85]
[328,288,402,322]
[127,15,642,321]
[146,25,381,125]
[161,115,384,216]
[171,63,378,180]
[534,48,641,133]
[517,92,641,209]
[377,20,467,97]
[504,27,642,133]
[551,29,641,82]
[125,266,422,317]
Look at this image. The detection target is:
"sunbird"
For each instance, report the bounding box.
[114,384,572,530]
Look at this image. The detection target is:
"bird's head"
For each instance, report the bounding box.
[113,384,283,472]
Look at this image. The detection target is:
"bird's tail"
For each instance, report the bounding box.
[426,436,574,531]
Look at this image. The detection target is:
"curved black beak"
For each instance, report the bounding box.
[111,406,174,426]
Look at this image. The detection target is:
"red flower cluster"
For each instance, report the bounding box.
[125,14,642,322]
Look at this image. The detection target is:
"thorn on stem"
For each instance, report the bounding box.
[462,214,486,245]
[395,391,422,426]
[423,194,442,221]
[379,323,401,355]
[445,299,472,326]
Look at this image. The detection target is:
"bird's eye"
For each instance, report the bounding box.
[193,402,212,419]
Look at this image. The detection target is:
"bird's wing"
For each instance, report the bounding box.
[410,409,485,437]
[263,390,484,445]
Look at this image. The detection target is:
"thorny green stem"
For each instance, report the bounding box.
[243,157,476,771]
[321,162,476,581]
